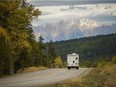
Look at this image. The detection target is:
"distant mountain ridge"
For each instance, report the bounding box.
[33,18,116,42]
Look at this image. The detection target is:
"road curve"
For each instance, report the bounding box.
[0,68,92,87]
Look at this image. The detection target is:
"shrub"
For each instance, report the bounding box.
[112,56,116,64]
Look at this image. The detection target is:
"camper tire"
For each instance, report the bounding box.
[76,67,79,69]
[68,67,71,69]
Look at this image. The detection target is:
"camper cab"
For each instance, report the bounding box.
[67,53,79,69]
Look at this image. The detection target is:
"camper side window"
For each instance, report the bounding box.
[76,57,78,60]
[73,61,74,63]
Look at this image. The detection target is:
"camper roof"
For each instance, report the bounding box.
[67,53,78,56]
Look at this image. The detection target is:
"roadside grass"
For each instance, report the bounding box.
[17,66,47,73]
[38,63,116,87]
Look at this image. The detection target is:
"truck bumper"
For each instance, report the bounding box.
[67,66,79,69]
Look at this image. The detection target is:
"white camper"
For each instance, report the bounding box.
[67,53,79,69]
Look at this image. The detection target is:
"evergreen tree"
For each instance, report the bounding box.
[31,40,40,66]
[38,36,47,66]
[48,41,57,67]
[0,27,12,76]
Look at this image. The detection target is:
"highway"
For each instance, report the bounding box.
[0,68,92,87]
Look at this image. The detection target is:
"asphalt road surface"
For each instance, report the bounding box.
[0,68,92,87]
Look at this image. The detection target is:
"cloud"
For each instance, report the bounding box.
[33,18,116,42]
[33,3,116,25]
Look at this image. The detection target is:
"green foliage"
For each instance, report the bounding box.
[96,59,106,68]
[54,57,63,68]
[31,40,40,66]
[0,1,57,76]
[0,27,12,76]
[37,36,47,66]
[112,56,116,64]
[0,0,42,75]
[81,61,92,67]
[62,61,67,68]
[47,41,57,67]
[54,34,116,67]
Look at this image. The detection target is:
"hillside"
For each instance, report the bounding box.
[54,34,116,66]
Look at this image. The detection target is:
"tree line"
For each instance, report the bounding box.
[0,0,59,76]
[54,34,116,67]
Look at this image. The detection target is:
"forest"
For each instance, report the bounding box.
[54,34,116,67]
[0,0,57,76]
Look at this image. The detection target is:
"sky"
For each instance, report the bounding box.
[34,4,116,24]
[27,0,116,42]
[27,0,116,25]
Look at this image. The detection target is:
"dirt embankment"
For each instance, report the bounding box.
[17,66,47,73]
